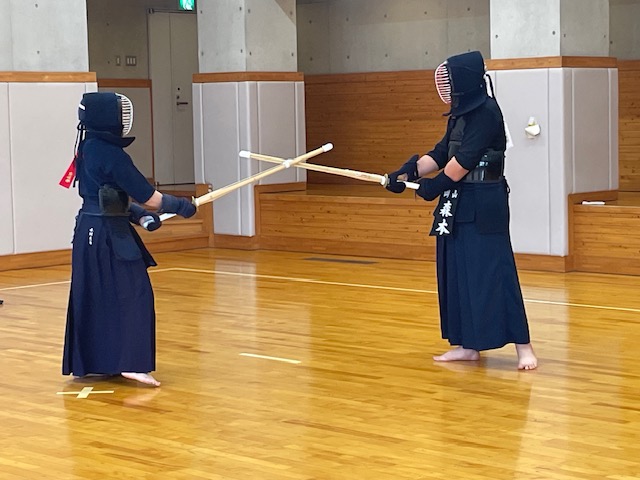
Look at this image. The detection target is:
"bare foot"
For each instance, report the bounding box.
[515,343,538,370]
[121,372,161,387]
[433,346,480,362]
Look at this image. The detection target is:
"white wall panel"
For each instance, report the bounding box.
[202,82,243,236]
[295,81,307,183]
[192,84,205,184]
[495,69,551,255]
[0,84,14,255]
[493,65,616,257]
[572,69,612,193]
[10,83,85,254]
[609,68,619,190]
[238,82,259,237]
[197,80,306,237]
[548,68,573,256]
[239,82,260,179]
[257,82,297,185]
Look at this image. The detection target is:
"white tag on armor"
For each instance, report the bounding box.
[504,121,514,150]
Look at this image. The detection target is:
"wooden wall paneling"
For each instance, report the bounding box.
[618,61,640,192]
[0,249,72,272]
[572,203,640,275]
[566,190,620,273]
[257,186,436,260]
[304,71,446,184]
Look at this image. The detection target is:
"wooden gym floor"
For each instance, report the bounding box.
[1,247,640,479]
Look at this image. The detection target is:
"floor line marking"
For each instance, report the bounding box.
[524,298,640,313]
[240,353,301,364]
[0,280,70,291]
[0,268,178,291]
[170,267,640,314]
[171,267,433,294]
[56,387,114,398]
[3,266,640,314]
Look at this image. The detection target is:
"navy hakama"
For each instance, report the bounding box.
[63,214,157,376]
[435,183,531,351]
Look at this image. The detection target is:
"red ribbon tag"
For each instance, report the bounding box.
[59,157,77,188]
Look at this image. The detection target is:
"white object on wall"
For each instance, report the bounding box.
[525,116,541,138]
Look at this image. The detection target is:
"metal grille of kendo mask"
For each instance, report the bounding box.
[116,93,134,136]
[434,62,452,104]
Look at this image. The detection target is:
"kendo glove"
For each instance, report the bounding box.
[159,193,197,218]
[385,154,419,194]
[129,203,162,231]
[416,171,458,201]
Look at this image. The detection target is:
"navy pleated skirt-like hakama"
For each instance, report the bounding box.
[435,181,531,351]
[62,212,156,377]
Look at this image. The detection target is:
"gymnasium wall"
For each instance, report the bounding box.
[304,59,621,257]
[618,61,640,191]
[297,0,491,74]
[0,75,94,257]
[193,74,307,237]
[305,70,446,183]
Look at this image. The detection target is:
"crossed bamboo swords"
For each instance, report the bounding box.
[159,143,418,222]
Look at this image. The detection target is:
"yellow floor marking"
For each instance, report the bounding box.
[56,387,114,398]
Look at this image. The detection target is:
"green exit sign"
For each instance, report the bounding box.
[179,0,194,10]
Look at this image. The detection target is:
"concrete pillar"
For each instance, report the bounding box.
[198,0,297,72]
[194,0,304,240]
[487,0,616,265]
[491,0,609,58]
[0,0,89,71]
[0,0,93,258]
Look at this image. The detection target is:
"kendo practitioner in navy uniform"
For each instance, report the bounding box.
[386,51,537,370]
[62,92,197,386]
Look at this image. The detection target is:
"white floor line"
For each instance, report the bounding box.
[240,353,301,364]
[171,267,434,294]
[170,267,640,314]
[0,280,70,291]
[524,298,640,313]
[0,268,178,291]
[3,266,640,314]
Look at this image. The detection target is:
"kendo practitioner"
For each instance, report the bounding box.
[386,51,537,370]
[62,92,197,386]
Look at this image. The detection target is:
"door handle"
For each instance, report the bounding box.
[176,101,189,106]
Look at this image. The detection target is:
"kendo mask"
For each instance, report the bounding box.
[78,92,134,137]
[434,50,488,116]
